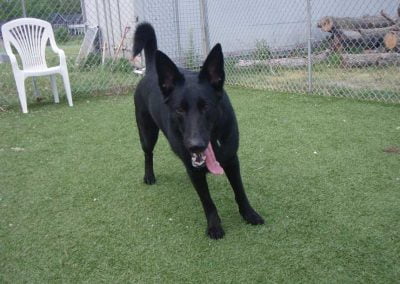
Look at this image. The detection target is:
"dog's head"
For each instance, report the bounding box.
[155,44,225,166]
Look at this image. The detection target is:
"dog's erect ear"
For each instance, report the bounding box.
[155,50,184,101]
[199,43,225,92]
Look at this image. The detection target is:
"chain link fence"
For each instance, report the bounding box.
[1,0,399,108]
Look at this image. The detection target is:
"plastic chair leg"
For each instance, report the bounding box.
[61,70,73,107]
[15,76,28,113]
[32,77,41,98]
[50,75,59,103]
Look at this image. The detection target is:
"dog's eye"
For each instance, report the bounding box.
[198,100,208,111]
[176,107,185,115]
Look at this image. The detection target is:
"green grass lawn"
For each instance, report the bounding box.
[226,64,400,103]
[1,88,399,283]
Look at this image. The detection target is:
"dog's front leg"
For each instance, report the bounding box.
[187,169,225,239]
[223,155,265,225]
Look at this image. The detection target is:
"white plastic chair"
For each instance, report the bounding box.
[1,18,73,113]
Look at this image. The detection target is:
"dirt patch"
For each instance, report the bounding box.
[0,106,8,112]
[383,146,400,154]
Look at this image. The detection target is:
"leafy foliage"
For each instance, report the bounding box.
[252,39,272,60]
[79,53,133,73]
[54,27,69,43]
[184,29,201,70]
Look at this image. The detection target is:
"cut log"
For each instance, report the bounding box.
[384,31,400,50]
[359,25,399,37]
[376,52,400,66]
[331,28,386,50]
[235,50,331,68]
[380,10,398,25]
[341,52,400,67]
[318,16,394,32]
[331,26,400,51]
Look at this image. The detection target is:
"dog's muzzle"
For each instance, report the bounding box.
[191,152,206,168]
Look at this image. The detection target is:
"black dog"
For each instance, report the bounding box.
[133,23,264,239]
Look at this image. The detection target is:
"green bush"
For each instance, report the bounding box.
[77,52,102,71]
[78,53,133,73]
[184,29,200,70]
[326,53,342,66]
[252,40,271,60]
[54,27,69,43]
[110,57,133,73]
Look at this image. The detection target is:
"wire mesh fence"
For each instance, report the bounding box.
[1,0,399,108]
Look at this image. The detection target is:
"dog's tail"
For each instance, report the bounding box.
[133,22,157,71]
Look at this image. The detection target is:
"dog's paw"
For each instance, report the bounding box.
[207,226,225,239]
[241,209,265,225]
[143,174,156,185]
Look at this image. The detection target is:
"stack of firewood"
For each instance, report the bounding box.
[317,4,400,67]
[235,5,400,69]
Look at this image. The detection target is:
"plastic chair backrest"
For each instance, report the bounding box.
[1,18,55,70]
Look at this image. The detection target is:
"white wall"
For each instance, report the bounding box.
[83,0,399,60]
[206,0,399,53]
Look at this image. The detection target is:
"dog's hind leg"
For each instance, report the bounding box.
[222,155,265,225]
[135,110,159,185]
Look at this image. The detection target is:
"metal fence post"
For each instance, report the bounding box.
[199,0,210,59]
[107,0,116,55]
[101,0,112,56]
[81,0,87,24]
[306,0,313,93]
[21,0,27,17]
[174,0,183,65]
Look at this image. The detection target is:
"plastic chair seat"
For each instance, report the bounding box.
[23,66,62,77]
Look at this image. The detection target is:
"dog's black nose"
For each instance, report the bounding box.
[187,139,207,153]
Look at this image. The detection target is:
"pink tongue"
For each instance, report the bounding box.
[205,143,224,175]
